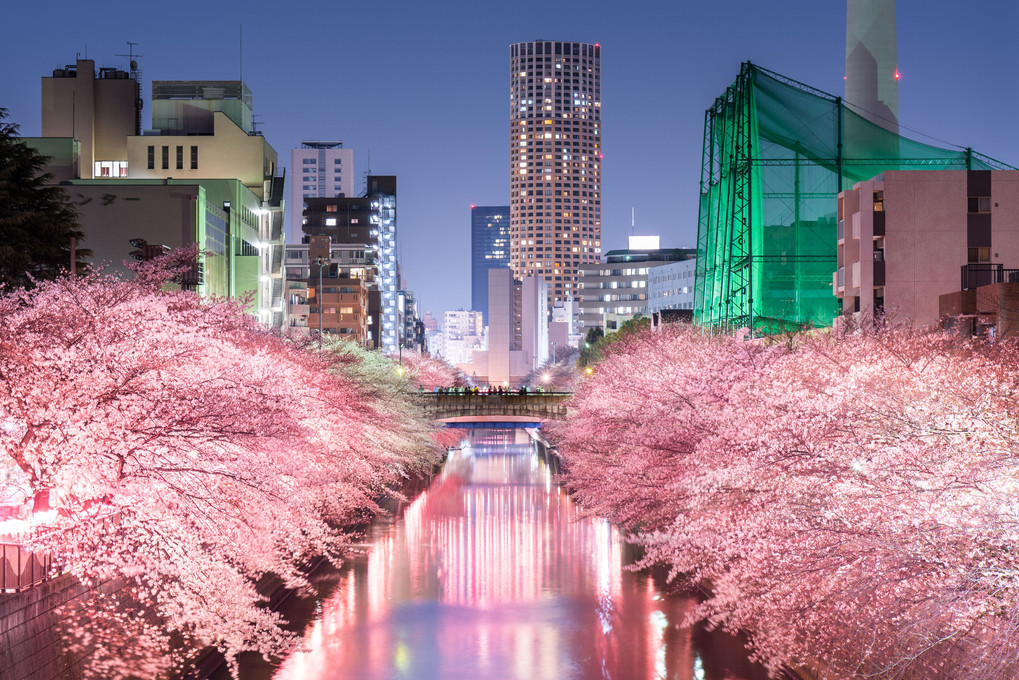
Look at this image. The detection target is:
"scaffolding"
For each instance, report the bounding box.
[694,62,1013,334]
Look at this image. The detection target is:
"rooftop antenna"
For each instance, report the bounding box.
[631,207,635,235]
[239,24,243,83]
[116,42,143,133]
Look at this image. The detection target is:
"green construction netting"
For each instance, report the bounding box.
[694,62,1012,334]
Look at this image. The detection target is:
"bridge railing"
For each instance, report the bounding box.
[1,543,57,593]
[423,392,572,422]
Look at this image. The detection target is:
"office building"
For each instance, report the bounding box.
[471,205,510,325]
[509,40,601,305]
[31,58,286,328]
[578,238,695,330]
[470,269,547,387]
[441,310,485,367]
[647,259,697,314]
[290,142,355,241]
[836,170,1019,328]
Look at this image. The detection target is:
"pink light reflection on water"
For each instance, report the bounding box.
[274,432,767,680]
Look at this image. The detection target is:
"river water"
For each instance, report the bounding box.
[235,429,768,680]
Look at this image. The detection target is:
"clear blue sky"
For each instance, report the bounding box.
[2,0,1017,319]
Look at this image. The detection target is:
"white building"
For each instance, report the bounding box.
[440,310,485,367]
[470,269,547,387]
[289,141,355,242]
[647,258,697,313]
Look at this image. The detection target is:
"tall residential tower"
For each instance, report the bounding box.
[509,40,601,306]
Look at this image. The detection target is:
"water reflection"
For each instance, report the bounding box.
[272,430,768,680]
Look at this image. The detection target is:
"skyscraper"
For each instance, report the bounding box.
[471,205,510,325]
[509,40,602,305]
[290,141,355,242]
[846,0,898,133]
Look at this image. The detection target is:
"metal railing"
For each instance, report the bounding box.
[961,264,1019,290]
[1,543,57,593]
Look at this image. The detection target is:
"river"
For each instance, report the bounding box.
[230,429,769,680]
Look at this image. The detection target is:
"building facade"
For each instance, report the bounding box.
[509,40,601,305]
[836,170,1019,328]
[301,176,399,351]
[41,59,140,180]
[647,258,697,314]
[441,310,485,367]
[470,269,547,387]
[290,142,355,242]
[578,242,695,330]
[32,58,287,327]
[471,205,510,325]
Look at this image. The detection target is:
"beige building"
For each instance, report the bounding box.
[470,269,548,387]
[31,58,285,327]
[836,170,1019,328]
[41,59,140,179]
[509,40,602,305]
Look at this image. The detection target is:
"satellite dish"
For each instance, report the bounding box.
[130,60,138,71]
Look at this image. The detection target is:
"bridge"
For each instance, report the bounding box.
[421,392,571,428]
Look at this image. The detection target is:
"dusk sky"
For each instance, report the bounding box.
[2,0,1017,319]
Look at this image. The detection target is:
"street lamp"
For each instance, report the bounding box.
[314,256,328,352]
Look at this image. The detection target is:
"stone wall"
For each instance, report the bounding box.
[0,574,124,680]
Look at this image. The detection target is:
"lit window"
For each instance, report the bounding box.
[325,218,337,226]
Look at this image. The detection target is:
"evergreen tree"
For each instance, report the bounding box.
[0,108,89,289]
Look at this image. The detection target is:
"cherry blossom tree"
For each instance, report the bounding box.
[551,324,1019,680]
[0,255,445,678]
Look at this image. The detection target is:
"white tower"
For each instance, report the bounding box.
[846,0,899,134]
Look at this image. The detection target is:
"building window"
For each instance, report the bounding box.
[176,146,183,170]
[325,218,337,226]
[147,146,154,170]
[334,158,342,165]
[968,247,991,263]
[303,159,316,165]
[326,205,338,212]
[968,196,991,213]
[161,146,169,170]
[191,146,198,169]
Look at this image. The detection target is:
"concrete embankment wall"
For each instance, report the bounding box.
[0,574,125,680]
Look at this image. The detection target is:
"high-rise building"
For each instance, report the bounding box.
[471,205,510,325]
[846,0,898,134]
[290,142,354,241]
[509,40,601,306]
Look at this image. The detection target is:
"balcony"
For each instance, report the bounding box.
[872,211,885,237]
[873,260,885,287]
[961,263,1019,290]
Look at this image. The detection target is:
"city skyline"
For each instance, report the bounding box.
[1,0,1016,320]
